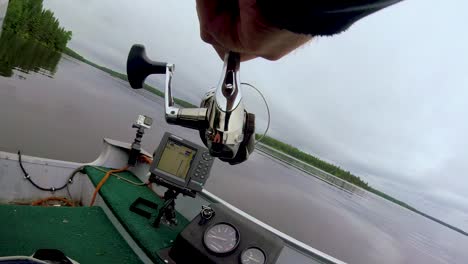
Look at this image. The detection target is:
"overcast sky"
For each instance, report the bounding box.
[43,0,468,230]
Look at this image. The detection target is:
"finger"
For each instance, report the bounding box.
[259,33,312,61]
[196,0,243,53]
[240,53,257,62]
[196,0,227,30]
[200,27,227,60]
[211,43,227,60]
[196,0,219,23]
[206,15,242,53]
[212,42,257,62]
[197,0,241,52]
[204,33,256,62]
[197,3,257,62]
[200,28,214,44]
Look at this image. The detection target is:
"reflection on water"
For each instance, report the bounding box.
[0,31,62,78]
[257,144,365,195]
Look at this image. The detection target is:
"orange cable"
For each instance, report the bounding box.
[139,155,153,164]
[31,197,74,207]
[89,165,129,206]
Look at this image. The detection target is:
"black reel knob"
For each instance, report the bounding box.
[126,44,167,89]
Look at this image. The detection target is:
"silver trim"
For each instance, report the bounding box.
[0,151,81,169]
[163,64,208,126]
[164,64,179,121]
[204,52,247,159]
[200,189,347,264]
[214,52,242,112]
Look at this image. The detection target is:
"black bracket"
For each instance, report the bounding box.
[152,189,179,228]
[128,125,146,166]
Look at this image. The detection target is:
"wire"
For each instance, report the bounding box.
[18,150,149,205]
[88,166,147,186]
[64,166,87,205]
[18,151,69,192]
[241,82,271,144]
[66,184,74,205]
[89,165,130,206]
[68,166,86,181]
[67,165,148,204]
[139,155,153,164]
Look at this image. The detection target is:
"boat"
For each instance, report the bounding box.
[0,116,345,264]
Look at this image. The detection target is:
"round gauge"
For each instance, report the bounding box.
[240,247,266,264]
[203,223,240,254]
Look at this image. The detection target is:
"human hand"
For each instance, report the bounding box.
[196,0,312,62]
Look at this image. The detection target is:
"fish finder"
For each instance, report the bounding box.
[149,132,214,194]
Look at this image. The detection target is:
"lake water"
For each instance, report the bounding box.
[0,35,467,264]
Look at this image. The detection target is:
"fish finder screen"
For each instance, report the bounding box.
[156,139,197,179]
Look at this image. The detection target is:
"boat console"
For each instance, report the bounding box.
[165,202,284,264]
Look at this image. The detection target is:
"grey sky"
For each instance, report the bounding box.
[43,0,468,230]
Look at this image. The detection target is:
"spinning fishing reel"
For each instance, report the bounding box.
[126,45,255,165]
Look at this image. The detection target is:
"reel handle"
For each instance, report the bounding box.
[126,44,207,129]
[126,44,167,89]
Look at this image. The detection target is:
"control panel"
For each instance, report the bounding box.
[164,203,284,264]
[150,132,214,193]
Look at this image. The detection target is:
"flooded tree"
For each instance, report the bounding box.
[0,0,72,77]
[0,31,62,77]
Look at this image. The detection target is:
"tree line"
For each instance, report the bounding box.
[257,134,371,189]
[255,134,445,220]
[2,0,72,51]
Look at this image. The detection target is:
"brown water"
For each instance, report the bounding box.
[0,41,467,264]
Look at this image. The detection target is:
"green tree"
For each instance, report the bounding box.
[2,0,72,51]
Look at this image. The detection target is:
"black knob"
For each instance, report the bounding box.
[198,206,215,225]
[126,44,167,89]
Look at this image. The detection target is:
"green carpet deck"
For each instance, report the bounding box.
[84,166,189,263]
[0,205,142,264]
[0,167,190,264]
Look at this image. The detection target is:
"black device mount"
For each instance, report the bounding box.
[128,116,152,166]
[128,125,144,166]
[150,175,196,227]
[131,175,198,228]
[153,188,179,227]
